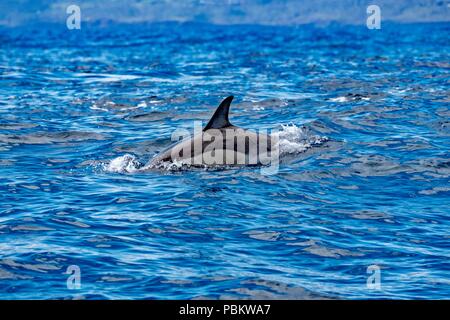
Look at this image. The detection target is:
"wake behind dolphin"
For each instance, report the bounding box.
[147,96,279,172]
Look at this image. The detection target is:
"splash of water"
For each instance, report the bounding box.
[275,124,328,156]
[104,154,142,173]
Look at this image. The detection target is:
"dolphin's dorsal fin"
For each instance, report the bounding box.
[203,96,234,131]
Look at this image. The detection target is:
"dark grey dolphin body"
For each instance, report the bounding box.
[148,96,276,168]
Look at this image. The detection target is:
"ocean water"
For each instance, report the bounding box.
[0,22,449,299]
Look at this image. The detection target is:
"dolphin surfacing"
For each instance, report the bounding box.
[148,96,277,168]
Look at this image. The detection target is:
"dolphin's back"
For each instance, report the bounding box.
[148,96,273,167]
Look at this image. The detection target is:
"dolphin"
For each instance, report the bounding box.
[148,96,278,169]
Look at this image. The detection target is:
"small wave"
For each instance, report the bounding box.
[0,131,107,145]
[329,96,348,103]
[328,93,371,102]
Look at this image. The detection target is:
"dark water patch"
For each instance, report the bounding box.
[0,131,108,145]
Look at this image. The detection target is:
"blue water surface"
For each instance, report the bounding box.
[0,21,449,299]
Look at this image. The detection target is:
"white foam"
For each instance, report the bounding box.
[329,96,348,102]
[144,158,180,170]
[105,154,141,173]
[90,103,108,111]
[275,124,328,156]
[252,105,265,111]
[74,72,141,83]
